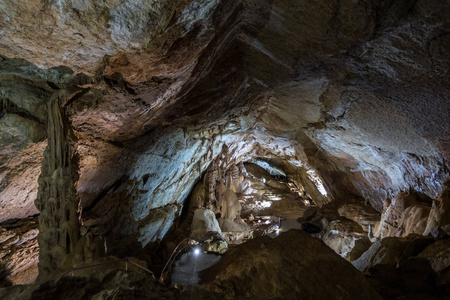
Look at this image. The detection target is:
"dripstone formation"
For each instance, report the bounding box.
[0,0,449,299]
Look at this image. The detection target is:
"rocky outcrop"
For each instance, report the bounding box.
[0,0,449,290]
[352,235,449,298]
[374,191,433,239]
[0,216,39,286]
[416,239,450,273]
[0,142,45,223]
[200,229,381,299]
[322,217,371,261]
[424,182,450,237]
[352,235,435,274]
[337,202,380,233]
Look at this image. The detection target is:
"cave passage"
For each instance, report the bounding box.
[0,0,449,299]
[165,156,323,286]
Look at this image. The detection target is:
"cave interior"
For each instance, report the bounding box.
[0,0,449,299]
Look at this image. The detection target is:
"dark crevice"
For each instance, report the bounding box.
[83,176,127,212]
[0,98,45,125]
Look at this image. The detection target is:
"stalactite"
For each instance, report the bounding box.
[35,90,104,277]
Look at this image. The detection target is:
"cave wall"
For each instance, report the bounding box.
[0,0,449,275]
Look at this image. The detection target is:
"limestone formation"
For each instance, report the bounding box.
[337,202,380,233]
[424,181,450,237]
[0,0,449,297]
[374,191,433,239]
[190,209,222,240]
[35,91,103,276]
[322,217,370,260]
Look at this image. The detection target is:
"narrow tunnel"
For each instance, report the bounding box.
[0,0,449,299]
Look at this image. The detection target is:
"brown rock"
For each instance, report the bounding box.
[352,235,435,274]
[322,217,370,260]
[0,216,39,286]
[337,202,380,233]
[200,229,381,299]
[416,239,450,272]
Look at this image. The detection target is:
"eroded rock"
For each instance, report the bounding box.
[352,235,449,298]
[190,209,221,240]
[352,235,435,274]
[0,216,39,286]
[322,217,370,260]
[337,202,380,233]
[374,191,433,239]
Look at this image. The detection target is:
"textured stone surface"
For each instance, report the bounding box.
[0,0,449,287]
[200,229,381,299]
[0,216,39,286]
[374,191,433,238]
[352,235,435,274]
[416,239,450,273]
[424,181,450,237]
[190,209,221,240]
[322,217,370,260]
[0,142,45,222]
[337,202,380,233]
[352,235,450,298]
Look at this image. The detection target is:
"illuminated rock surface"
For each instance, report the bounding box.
[0,0,449,298]
[0,216,39,286]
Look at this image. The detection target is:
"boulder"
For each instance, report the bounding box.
[322,217,369,260]
[416,239,450,272]
[337,202,380,233]
[200,229,381,300]
[352,235,435,273]
[351,235,450,298]
[201,232,228,255]
[190,209,221,240]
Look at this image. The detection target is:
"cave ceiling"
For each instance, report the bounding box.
[0,0,449,249]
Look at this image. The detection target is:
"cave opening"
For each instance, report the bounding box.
[154,145,335,287]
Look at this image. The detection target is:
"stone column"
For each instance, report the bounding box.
[35,90,82,276]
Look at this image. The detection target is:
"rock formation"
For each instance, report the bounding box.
[0,0,449,298]
[0,216,39,286]
[200,230,381,299]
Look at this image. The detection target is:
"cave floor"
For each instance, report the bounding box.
[171,250,222,287]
